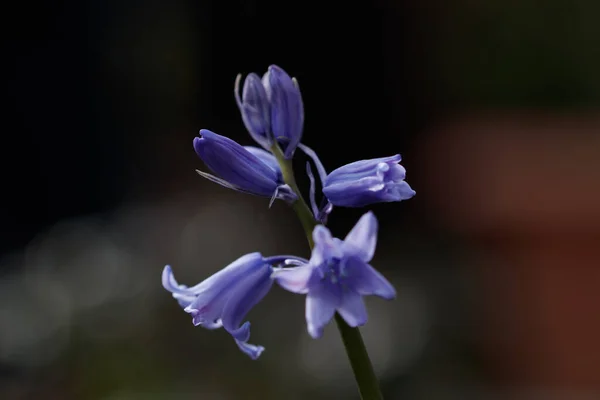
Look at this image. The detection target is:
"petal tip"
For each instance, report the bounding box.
[308,325,324,339]
[162,265,178,292]
[198,129,217,139]
[312,224,332,242]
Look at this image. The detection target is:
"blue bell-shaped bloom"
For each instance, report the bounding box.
[162,253,275,359]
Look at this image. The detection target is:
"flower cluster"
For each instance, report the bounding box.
[163,65,415,359]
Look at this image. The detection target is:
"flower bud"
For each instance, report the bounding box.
[193,129,296,203]
[234,73,271,149]
[322,155,415,207]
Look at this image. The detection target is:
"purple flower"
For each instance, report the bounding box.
[193,129,296,205]
[162,253,275,359]
[322,155,416,207]
[235,65,304,158]
[273,212,396,338]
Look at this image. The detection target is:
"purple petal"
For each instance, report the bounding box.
[162,265,183,293]
[222,264,273,360]
[385,180,416,201]
[324,155,402,184]
[322,176,387,207]
[273,265,314,294]
[182,253,265,325]
[267,65,304,158]
[162,265,200,309]
[172,293,197,309]
[343,211,378,262]
[243,146,281,175]
[234,73,271,148]
[306,287,338,339]
[387,163,407,181]
[194,131,279,196]
[322,154,416,207]
[344,257,396,300]
[337,290,368,327]
[228,321,265,360]
[220,263,273,350]
[311,225,343,268]
[190,253,264,293]
[235,339,265,360]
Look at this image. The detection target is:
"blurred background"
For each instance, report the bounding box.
[2,0,600,398]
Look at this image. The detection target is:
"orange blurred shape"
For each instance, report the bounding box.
[417,111,600,390]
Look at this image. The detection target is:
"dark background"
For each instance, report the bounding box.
[2,1,600,399]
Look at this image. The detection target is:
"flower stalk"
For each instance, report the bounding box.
[272,143,384,400]
[270,144,315,248]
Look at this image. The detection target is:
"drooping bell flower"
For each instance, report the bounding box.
[162,253,275,359]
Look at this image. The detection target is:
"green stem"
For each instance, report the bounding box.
[334,315,383,399]
[272,144,383,400]
[271,145,315,248]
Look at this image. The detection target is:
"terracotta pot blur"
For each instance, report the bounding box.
[417,111,600,389]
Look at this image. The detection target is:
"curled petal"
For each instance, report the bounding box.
[162,265,197,308]
[298,143,328,184]
[229,322,265,360]
[304,153,332,223]
[306,162,320,219]
[343,211,378,262]
[162,265,183,294]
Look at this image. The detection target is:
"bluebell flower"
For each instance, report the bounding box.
[235,65,304,158]
[322,155,416,208]
[193,129,296,205]
[273,212,396,338]
[162,253,275,359]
